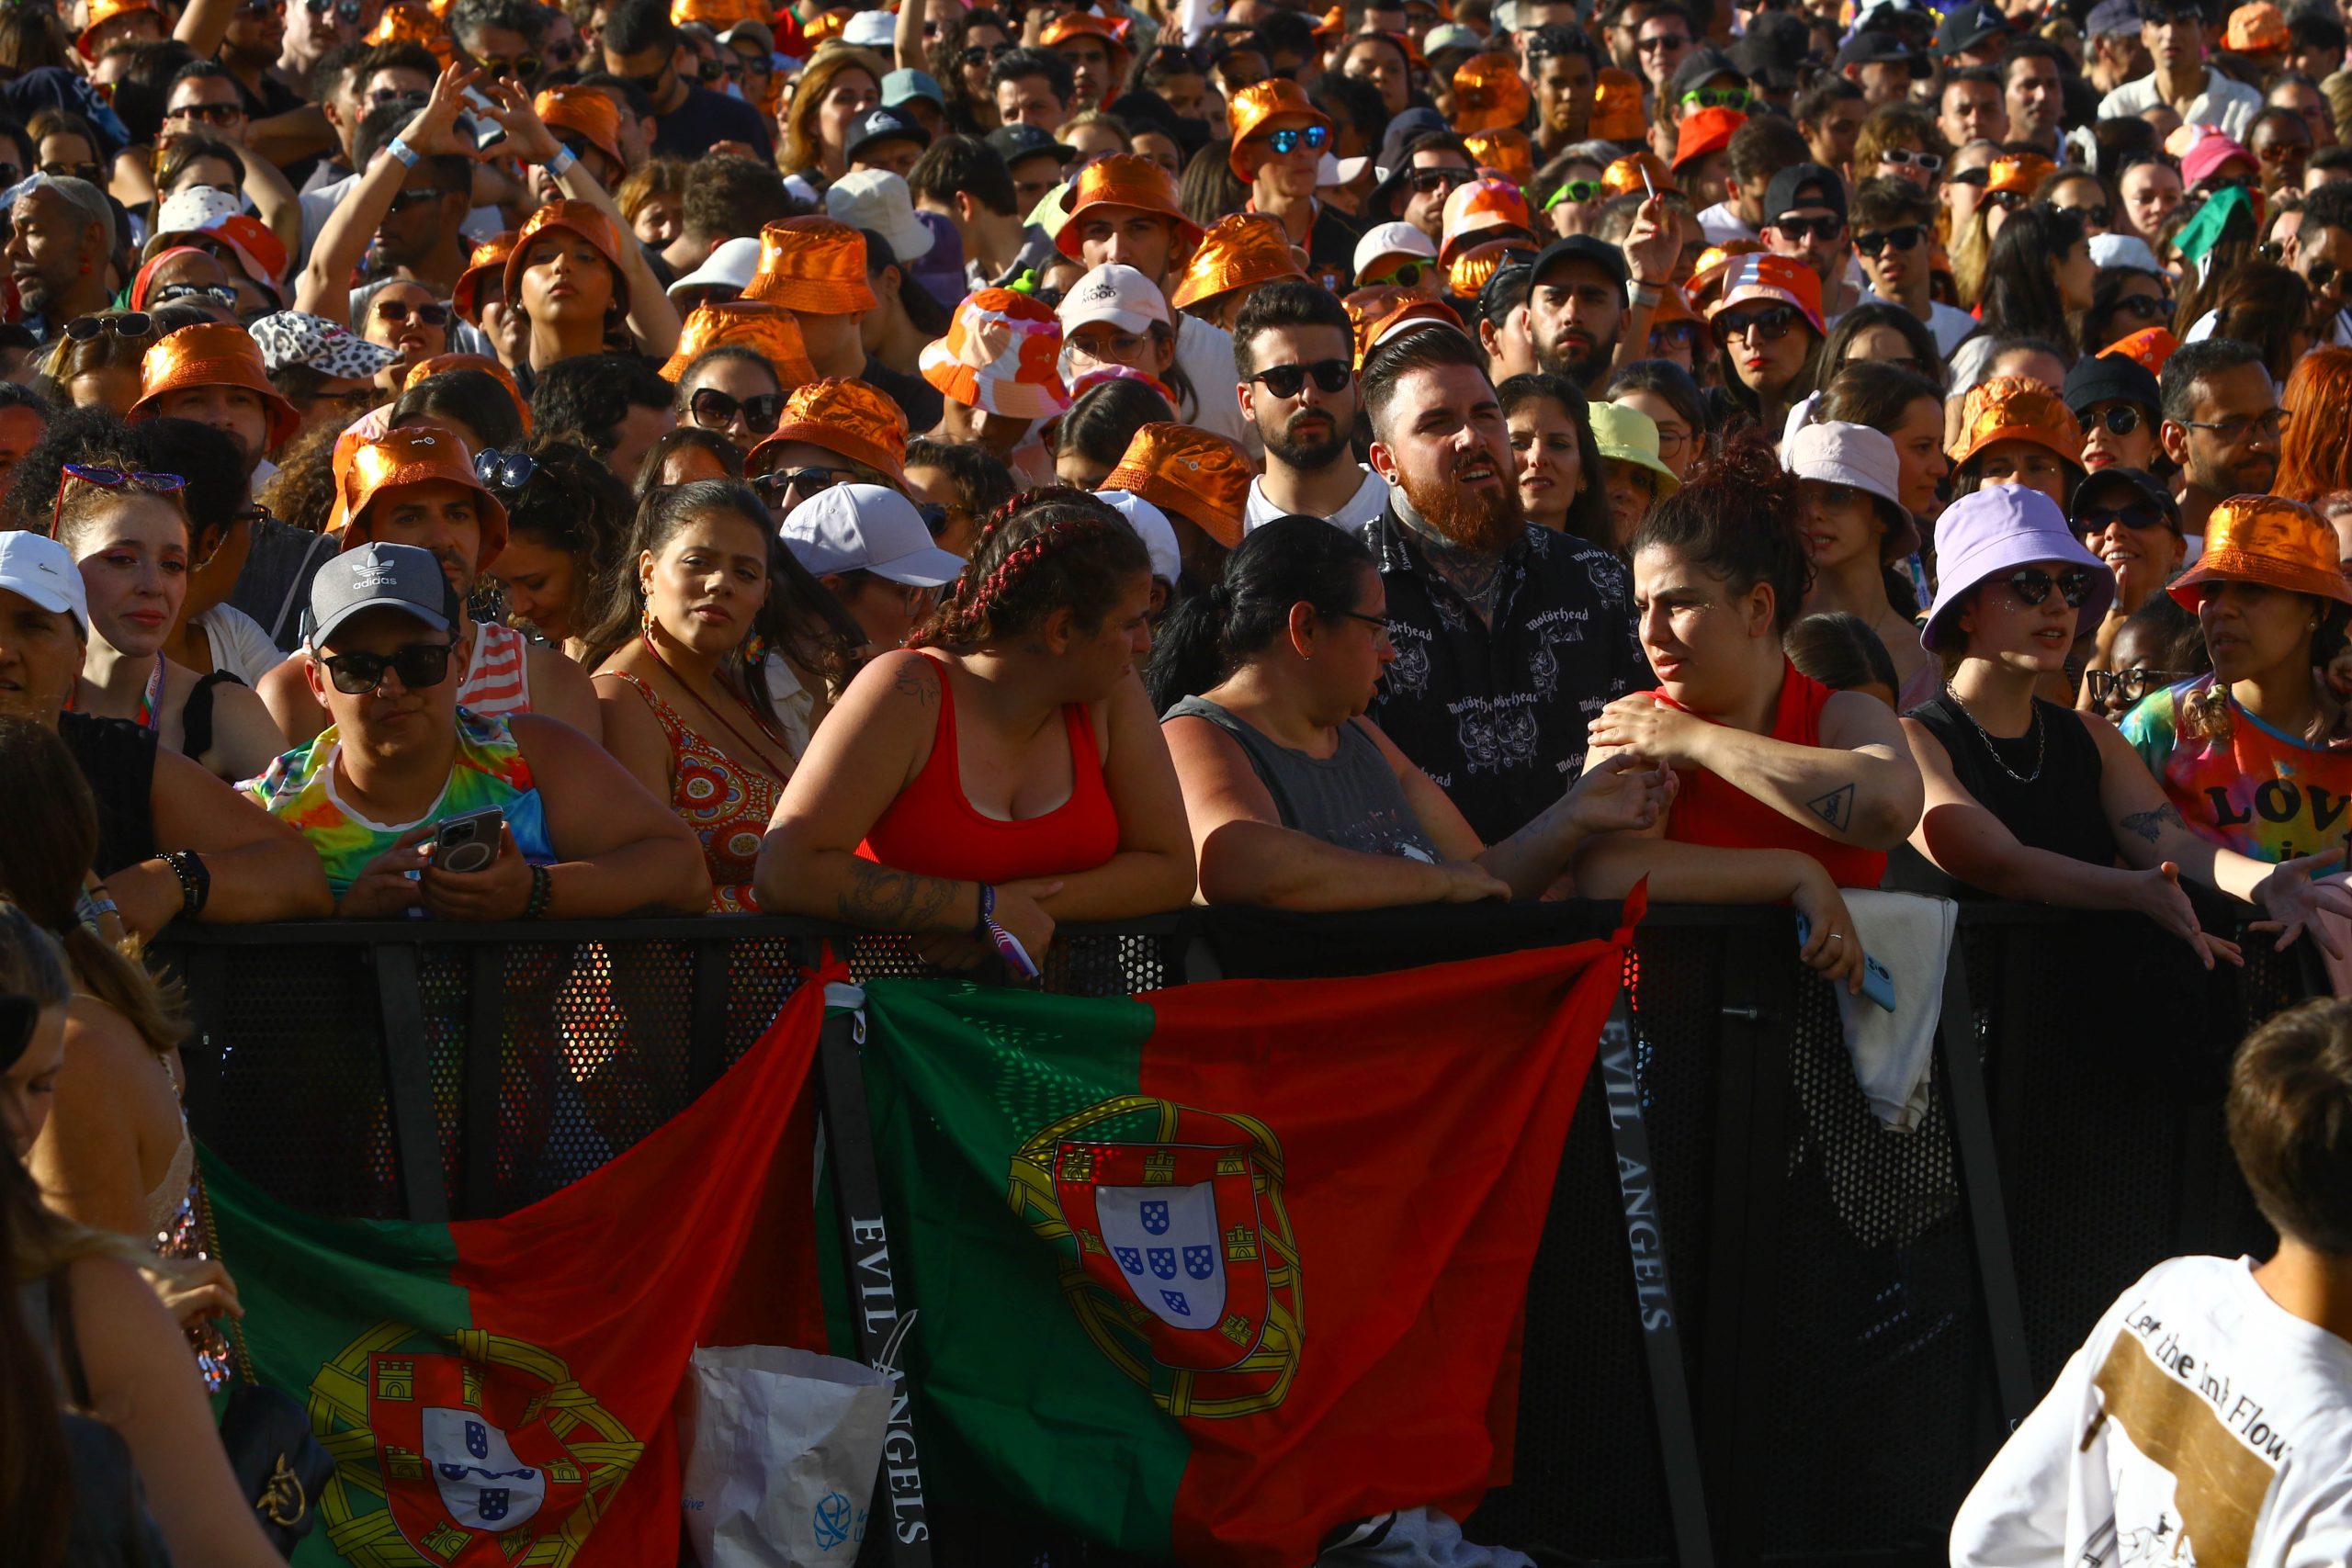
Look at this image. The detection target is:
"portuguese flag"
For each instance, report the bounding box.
[198,974,830,1567]
[859,926,1633,1568]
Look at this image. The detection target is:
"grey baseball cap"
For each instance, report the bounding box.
[302,542,458,649]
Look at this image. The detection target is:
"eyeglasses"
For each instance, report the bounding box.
[164,101,243,124]
[152,283,236,309]
[2182,408,2289,441]
[1070,328,1148,360]
[1769,214,1845,242]
[1405,165,1474,194]
[1878,147,1943,173]
[1649,321,1701,352]
[2076,501,2169,532]
[1635,30,1691,50]
[320,641,454,694]
[752,465,849,499]
[1257,124,1329,157]
[373,298,450,326]
[477,52,541,76]
[1710,303,1803,345]
[1362,262,1423,288]
[2086,665,2193,705]
[2000,565,2096,608]
[302,0,362,18]
[1246,357,1352,398]
[473,449,539,490]
[2110,293,2170,321]
[1984,189,2028,211]
[1680,86,1749,110]
[61,311,153,340]
[1854,223,1926,255]
[687,386,785,434]
[1552,177,1602,204]
[1335,609,1392,649]
[2088,405,2143,436]
[50,464,187,538]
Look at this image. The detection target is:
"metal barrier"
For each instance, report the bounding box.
[154,901,2315,1568]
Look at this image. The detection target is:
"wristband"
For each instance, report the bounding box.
[158,850,209,919]
[523,863,552,920]
[1630,282,1663,308]
[545,143,578,178]
[387,136,421,170]
[75,883,119,933]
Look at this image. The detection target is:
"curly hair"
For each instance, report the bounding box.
[910,488,1152,651]
[1628,429,1812,631]
[258,414,355,534]
[497,432,636,636]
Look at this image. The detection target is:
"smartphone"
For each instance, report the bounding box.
[430,806,504,874]
[1794,914,1896,1013]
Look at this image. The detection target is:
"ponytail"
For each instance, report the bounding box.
[1630,430,1814,631]
[1144,577,1235,714]
[1142,515,1374,712]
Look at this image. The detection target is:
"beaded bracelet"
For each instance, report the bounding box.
[523,863,552,920]
[158,850,209,919]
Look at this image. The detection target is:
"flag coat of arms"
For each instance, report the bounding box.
[858,932,1630,1567]
[199,976,829,1567]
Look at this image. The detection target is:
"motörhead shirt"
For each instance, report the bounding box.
[1357,502,1645,844]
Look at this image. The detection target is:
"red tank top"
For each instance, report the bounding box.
[1657,660,1887,890]
[858,657,1122,884]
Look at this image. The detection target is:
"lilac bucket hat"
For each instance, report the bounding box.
[1921,485,2114,651]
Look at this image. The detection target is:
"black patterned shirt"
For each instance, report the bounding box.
[1358,503,1645,844]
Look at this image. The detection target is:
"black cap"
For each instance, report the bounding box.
[2069,465,2180,530]
[1729,13,1809,88]
[986,122,1076,167]
[1833,29,1930,76]
[846,107,930,163]
[1668,45,1744,100]
[2062,350,2163,417]
[1763,161,1848,224]
[1934,0,2008,55]
[1531,234,1629,289]
[1479,256,1534,324]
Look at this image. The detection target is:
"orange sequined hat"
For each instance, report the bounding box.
[1589,67,1646,142]
[1041,12,1130,62]
[339,426,509,565]
[1986,152,2054,196]
[365,0,452,61]
[452,231,517,325]
[400,354,532,435]
[1227,80,1333,181]
[1344,287,1466,367]
[920,288,1069,421]
[1463,127,1534,186]
[741,217,878,314]
[1055,154,1204,262]
[75,0,158,58]
[672,0,750,27]
[535,85,625,169]
[131,322,300,450]
[503,199,633,312]
[2101,325,2179,375]
[1102,423,1253,548]
[747,378,909,484]
[2224,0,2289,52]
[1451,51,1531,135]
[1949,375,2084,469]
[1169,212,1305,310]
[660,300,819,385]
[1439,175,1532,264]
[2171,494,2352,607]
[1445,235,1536,303]
[1602,152,1678,199]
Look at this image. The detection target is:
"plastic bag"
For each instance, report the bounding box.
[681,1344,892,1568]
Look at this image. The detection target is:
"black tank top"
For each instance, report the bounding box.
[1887,694,2116,898]
[58,712,158,877]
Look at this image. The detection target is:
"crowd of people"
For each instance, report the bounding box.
[0,0,2347,1555]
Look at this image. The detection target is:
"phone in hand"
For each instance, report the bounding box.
[430,806,504,874]
[1794,913,1897,1012]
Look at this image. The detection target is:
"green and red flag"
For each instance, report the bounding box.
[859,922,1634,1568]
[198,974,831,1567]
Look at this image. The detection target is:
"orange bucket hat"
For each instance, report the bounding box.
[741,217,878,314]
[1440,176,1532,264]
[1463,128,1534,186]
[1451,51,1531,134]
[1446,236,1535,303]
[400,354,532,434]
[1056,153,1204,262]
[339,426,510,565]
[660,300,819,384]
[747,378,909,484]
[1986,152,2054,196]
[1709,253,1826,335]
[2170,495,2352,608]
[1949,375,2084,468]
[2224,1,2289,52]
[535,85,626,169]
[1226,80,1333,182]
[1602,151,1678,199]
[920,288,1069,421]
[2101,325,2179,375]
[130,322,300,450]
[452,231,517,325]
[503,200,632,312]
[1169,213,1304,310]
[1590,67,1646,142]
[1344,288,1466,367]
[1102,423,1253,548]
[366,0,452,61]
[1041,10,1131,88]
[673,0,750,26]
[75,0,158,58]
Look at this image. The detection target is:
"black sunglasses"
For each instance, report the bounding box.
[960,41,1014,62]
[1247,358,1352,398]
[474,449,540,490]
[2110,293,2170,321]
[373,298,450,326]
[321,641,454,694]
[2088,405,2143,436]
[2063,203,2114,228]
[1948,167,1991,187]
[1984,189,2028,211]
[752,465,847,498]
[302,0,362,18]
[384,186,447,215]
[1854,224,1925,255]
[2002,566,2095,608]
[2076,501,2169,532]
[62,311,153,340]
[689,387,786,434]
[1769,214,1845,242]
[1710,303,1802,345]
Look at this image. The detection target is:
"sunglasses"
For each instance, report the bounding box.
[1948,167,1992,188]
[384,186,449,215]
[2001,565,2096,609]
[753,465,848,499]
[1635,30,1691,50]
[231,0,282,15]
[2088,405,2143,436]
[321,641,454,694]
[1258,124,1329,157]
[2086,665,2193,705]
[152,282,236,309]
[1551,177,1602,205]
[1984,189,2028,211]
[1854,223,1926,255]
[1680,86,1749,110]
[1879,147,1943,173]
[1406,165,1474,194]
[37,161,100,183]
[2304,258,2343,292]
[545,38,580,64]
[2060,202,2114,227]
[688,387,785,434]
[961,41,1014,62]
[1649,321,1701,351]
[164,101,243,124]
[1769,214,1845,242]
[1363,262,1424,288]
[373,298,450,326]
[474,449,539,490]
[62,312,153,340]
[696,57,729,83]
[621,66,671,96]
[50,464,187,539]
[302,0,362,18]
[2257,140,2307,164]
[1246,357,1351,398]
[2110,293,2170,321]
[2076,502,2169,532]
[478,52,541,76]
[1710,302,1803,345]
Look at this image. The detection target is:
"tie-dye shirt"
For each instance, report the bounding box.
[239,707,556,896]
[2120,674,2352,863]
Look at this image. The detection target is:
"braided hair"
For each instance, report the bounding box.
[911,486,1152,653]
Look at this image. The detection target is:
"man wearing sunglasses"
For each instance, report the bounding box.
[1758,162,1860,321]
[449,0,549,89]
[1228,80,1362,288]
[597,0,771,162]
[2096,0,2262,142]
[1850,175,1977,355]
[1382,133,1478,247]
[249,539,707,919]
[1236,281,1391,534]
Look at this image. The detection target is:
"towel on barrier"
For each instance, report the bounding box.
[1316,1506,1535,1568]
[1836,890,1957,1131]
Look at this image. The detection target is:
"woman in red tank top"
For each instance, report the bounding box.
[1569,437,1927,996]
[755,491,1195,964]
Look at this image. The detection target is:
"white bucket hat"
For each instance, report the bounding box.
[667,235,763,299]
[1781,420,1918,559]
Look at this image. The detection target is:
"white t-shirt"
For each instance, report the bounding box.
[193,603,287,685]
[1951,1255,2352,1568]
[1171,314,1261,462]
[1244,465,1390,533]
[1855,288,1980,357]
[1695,201,1758,244]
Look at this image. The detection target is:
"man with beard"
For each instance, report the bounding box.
[2157,339,2283,538]
[1237,282,1389,532]
[5,176,114,340]
[1529,219,1679,396]
[1355,326,1645,843]
[128,321,299,494]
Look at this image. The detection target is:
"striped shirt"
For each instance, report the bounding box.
[458,621,531,717]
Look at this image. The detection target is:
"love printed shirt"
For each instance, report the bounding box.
[2120,676,2352,864]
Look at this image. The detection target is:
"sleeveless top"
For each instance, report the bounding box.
[1889,694,2112,898]
[1656,659,1888,889]
[239,707,556,895]
[1166,696,1441,862]
[141,1051,194,1246]
[2121,674,2352,863]
[859,658,1122,884]
[604,671,782,913]
[17,1276,175,1568]
[457,621,532,716]
[59,712,158,877]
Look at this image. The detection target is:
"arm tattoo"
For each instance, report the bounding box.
[1806,783,1856,833]
[838,860,959,930]
[891,663,938,705]
[2120,803,2187,844]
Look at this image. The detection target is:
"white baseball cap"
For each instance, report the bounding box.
[825,169,934,265]
[1096,490,1181,587]
[781,483,969,587]
[1352,220,1439,281]
[842,8,896,46]
[0,530,87,635]
[1057,263,1168,335]
[667,234,763,299]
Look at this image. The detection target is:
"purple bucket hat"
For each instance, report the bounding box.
[1921,486,2114,651]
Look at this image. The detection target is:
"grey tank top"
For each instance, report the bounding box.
[1167,696,1442,863]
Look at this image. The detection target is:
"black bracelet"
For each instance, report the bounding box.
[523,863,552,920]
[158,850,209,919]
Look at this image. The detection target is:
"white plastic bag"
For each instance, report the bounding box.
[681,1344,892,1568]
